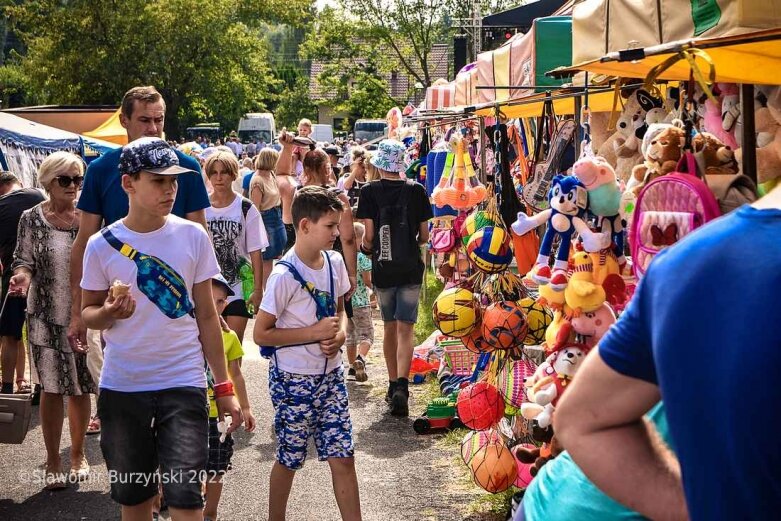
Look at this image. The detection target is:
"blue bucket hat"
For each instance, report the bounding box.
[211,273,235,297]
[369,139,407,173]
[120,137,196,177]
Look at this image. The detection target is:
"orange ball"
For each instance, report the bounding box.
[481,301,529,350]
[462,327,494,353]
[469,441,519,493]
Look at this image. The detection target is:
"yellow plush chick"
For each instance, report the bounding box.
[564,252,606,317]
[537,281,566,311]
[544,309,574,354]
[589,249,620,287]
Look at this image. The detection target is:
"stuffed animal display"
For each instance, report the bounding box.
[512,175,610,290]
[736,85,781,188]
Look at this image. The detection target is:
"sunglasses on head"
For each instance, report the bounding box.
[54,175,84,188]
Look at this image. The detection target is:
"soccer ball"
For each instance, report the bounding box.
[460,210,498,246]
[462,327,494,353]
[519,297,552,345]
[432,287,479,337]
[481,301,528,350]
[466,226,513,274]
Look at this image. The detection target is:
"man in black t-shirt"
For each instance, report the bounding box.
[0,172,45,394]
[356,140,432,417]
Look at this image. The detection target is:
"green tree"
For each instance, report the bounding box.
[274,75,318,129]
[3,0,312,137]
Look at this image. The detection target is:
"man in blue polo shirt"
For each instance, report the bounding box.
[555,187,781,521]
[68,86,210,436]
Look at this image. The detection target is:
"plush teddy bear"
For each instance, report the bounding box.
[700,83,741,150]
[513,176,610,291]
[692,132,739,176]
[735,86,781,185]
[629,125,686,194]
[514,435,564,477]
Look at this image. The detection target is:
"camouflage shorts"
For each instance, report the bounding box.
[268,365,354,470]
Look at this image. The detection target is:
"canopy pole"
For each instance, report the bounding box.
[574,95,583,157]
[740,84,757,185]
[479,116,487,184]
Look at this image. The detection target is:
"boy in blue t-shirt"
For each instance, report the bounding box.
[80,137,242,520]
[254,185,361,521]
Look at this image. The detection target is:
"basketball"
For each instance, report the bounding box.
[519,297,552,345]
[466,226,513,274]
[432,288,479,337]
[481,301,529,350]
[460,210,497,246]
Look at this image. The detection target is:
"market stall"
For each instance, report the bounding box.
[0,112,83,187]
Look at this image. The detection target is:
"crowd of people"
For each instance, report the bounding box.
[0,85,432,521]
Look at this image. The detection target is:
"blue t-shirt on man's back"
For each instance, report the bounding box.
[77,147,209,225]
[599,205,781,521]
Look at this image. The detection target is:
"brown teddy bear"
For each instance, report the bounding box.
[629,126,685,194]
[513,435,564,477]
[736,105,781,185]
[692,132,739,176]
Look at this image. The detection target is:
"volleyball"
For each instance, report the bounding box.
[466,226,513,274]
[460,210,497,246]
[432,288,479,337]
[482,301,529,350]
[519,297,552,345]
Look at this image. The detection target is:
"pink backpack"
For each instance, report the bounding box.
[630,153,721,278]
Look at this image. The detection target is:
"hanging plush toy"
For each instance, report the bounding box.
[570,302,616,348]
[573,156,626,270]
[564,251,607,318]
[512,175,610,291]
[520,343,590,428]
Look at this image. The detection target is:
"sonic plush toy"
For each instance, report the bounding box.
[512,175,610,290]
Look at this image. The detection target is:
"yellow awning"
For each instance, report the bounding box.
[551,28,781,85]
[475,89,617,118]
[83,109,128,145]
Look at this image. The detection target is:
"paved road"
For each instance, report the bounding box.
[0,314,499,520]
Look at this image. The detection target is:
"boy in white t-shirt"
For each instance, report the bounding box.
[254,186,362,521]
[80,137,243,521]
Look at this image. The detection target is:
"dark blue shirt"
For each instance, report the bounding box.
[599,205,781,521]
[77,148,209,225]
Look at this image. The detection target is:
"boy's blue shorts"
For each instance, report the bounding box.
[269,365,354,470]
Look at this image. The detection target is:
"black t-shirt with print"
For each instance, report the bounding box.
[356,179,433,288]
[0,188,45,273]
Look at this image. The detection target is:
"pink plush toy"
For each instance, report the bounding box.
[570,302,617,347]
[701,83,739,150]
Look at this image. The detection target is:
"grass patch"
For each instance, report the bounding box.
[415,271,444,345]
[466,488,516,519]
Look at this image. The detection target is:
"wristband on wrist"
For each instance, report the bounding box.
[213,381,235,398]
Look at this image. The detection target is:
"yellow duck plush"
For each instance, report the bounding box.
[537,282,566,311]
[544,309,574,353]
[564,252,606,317]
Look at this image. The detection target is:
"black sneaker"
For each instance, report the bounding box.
[347,367,356,381]
[390,388,409,417]
[353,358,368,382]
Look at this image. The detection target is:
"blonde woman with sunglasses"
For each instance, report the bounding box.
[8,151,96,489]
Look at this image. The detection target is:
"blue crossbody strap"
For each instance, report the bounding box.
[259,252,336,358]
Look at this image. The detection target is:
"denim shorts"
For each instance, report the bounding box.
[375,284,422,324]
[261,206,287,260]
[98,387,208,509]
[269,365,353,470]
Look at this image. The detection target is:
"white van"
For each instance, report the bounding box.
[237,113,275,144]
[310,124,334,143]
[353,119,387,142]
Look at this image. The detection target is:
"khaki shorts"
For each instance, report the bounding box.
[346,306,374,347]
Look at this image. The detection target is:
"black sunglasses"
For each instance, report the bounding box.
[54,176,84,188]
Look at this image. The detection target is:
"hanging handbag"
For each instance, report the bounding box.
[0,295,33,444]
